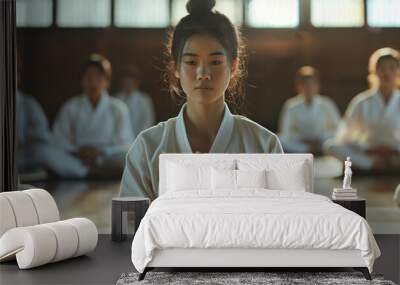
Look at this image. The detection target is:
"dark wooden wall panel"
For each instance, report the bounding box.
[17,28,400,132]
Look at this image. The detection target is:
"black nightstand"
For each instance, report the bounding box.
[332,198,366,218]
[112,197,150,242]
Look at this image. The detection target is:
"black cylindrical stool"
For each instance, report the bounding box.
[112,197,150,242]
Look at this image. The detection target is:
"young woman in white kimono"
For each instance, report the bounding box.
[325,48,400,172]
[120,0,283,199]
[279,66,341,155]
[40,54,134,178]
[16,90,51,171]
[115,65,155,137]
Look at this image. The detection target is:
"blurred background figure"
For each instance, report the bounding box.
[16,89,51,174]
[39,54,134,178]
[115,64,155,137]
[279,66,341,155]
[325,48,400,173]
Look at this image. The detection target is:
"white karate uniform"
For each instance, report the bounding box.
[120,103,283,199]
[16,90,51,171]
[325,89,400,170]
[115,90,155,137]
[40,93,134,178]
[279,94,341,153]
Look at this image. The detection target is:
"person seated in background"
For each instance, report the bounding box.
[278,66,341,155]
[115,65,155,137]
[324,47,400,173]
[40,54,134,178]
[16,89,51,173]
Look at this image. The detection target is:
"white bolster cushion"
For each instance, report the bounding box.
[0,226,57,269]
[0,196,17,237]
[23,189,60,224]
[0,191,39,227]
[64,218,98,257]
[0,218,98,269]
[42,221,79,262]
[0,189,60,238]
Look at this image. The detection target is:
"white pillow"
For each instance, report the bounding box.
[238,159,308,191]
[211,168,236,190]
[266,167,306,191]
[237,169,267,189]
[211,169,268,191]
[167,162,211,192]
[166,159,236,171]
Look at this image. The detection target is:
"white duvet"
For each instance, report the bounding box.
[131,190,380,273]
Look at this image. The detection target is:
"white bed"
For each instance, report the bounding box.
[130,154,380,280]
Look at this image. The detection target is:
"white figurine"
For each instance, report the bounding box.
[343,157,352,189]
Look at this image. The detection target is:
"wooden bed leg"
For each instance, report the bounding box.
[354,267,371,280]
[138,268,148,281]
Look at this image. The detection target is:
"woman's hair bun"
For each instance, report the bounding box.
[186,0,216,15]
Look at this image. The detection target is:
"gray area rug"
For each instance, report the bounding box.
[116,272,396,285]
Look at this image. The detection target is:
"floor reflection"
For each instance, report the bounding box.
[28,180,120,234]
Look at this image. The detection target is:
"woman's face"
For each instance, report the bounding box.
[81,66,108,98]
[175,34,236,105]
[376,58,399,90]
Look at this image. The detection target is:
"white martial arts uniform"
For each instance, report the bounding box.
[325,89,400,170]
[279,94,341,153]
[40,92,134,178]
[120,103,283,199]
[16,90,51,171]
[116,90,155,137]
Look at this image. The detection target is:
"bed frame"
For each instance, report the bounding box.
[140,248,370,280]
[138,154,371,281]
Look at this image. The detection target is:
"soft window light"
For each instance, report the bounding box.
[17,0,53,27]
[311,0,364,27]
[246,0,299,28]
[57,0,111,27]
[367,0,400,27]
[114,0,169,27]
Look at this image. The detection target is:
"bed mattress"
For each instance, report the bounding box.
[131,190,380,273]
